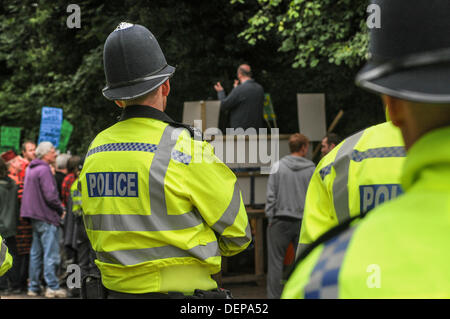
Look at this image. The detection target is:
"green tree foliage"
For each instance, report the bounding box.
[233,0,369,69]
[0,0,383,157]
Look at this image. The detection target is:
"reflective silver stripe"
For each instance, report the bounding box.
[304,227,356,299]
[295,243,312,261]
[149,125,180,217]
[0,240,7,267]
[221,221,252,247]
[84,212,202,232]
[210,181,251,248]
[320,147,405,180]
[211,182,242,234]
[147,125,203,229]
[332,130,365,224]
[96,241,220,266]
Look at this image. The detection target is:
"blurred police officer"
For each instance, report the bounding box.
[284,0,450,298]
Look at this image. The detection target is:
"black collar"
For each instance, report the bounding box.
[119,105,202,140]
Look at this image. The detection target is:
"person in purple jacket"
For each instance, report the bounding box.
[21,142,67,298]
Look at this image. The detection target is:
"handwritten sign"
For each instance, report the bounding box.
[0,126,21,154]
[38,107,63,147]
[58,120,73,153]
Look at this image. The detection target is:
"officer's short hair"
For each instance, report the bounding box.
[289,133,309,153]
[121,89,159,107]
[35,142,54,159]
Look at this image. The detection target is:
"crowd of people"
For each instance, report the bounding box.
[0,141,96,298]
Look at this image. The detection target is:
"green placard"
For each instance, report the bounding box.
[58,120,73,153]
[0,126,21,154]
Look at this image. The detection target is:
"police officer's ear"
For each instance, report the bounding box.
[383,95,407,128]
[161,79,170,97]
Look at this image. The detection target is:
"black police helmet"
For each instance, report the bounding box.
[102,22,175,101]
[356,0,450,104]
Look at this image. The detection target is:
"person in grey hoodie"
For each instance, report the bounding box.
[21,142,67,298]
[265,133,315,299]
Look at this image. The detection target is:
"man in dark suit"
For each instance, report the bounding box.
[214,64,265,131]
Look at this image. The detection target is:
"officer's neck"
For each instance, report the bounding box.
[133,98,166,113]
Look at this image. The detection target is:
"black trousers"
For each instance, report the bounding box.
[76,221,99,279]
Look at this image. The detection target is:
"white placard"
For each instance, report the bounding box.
[236,175,269,205]
[182,100,221,130]
[297,94,326,142]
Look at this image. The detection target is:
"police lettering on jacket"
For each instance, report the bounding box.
[86,172,138,197]
[359,184,403,213]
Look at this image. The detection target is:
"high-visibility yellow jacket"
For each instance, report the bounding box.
[297,121,406,257]
[0,236,12,277]
[283,126,450,298]
[70,179,82,216]
[79,105,251,294]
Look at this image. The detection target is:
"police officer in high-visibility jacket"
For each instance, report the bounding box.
[0,236,12,278]
[78,23,251,298]
[283,0,450,298]
[297,120,406,257]
[70,179,82,216]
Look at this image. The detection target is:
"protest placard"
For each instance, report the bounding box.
[182,100,221,131]
[38,106,63,147]
[297,93,327,142]
[263,93,277,128]
[0,126,21,154]
[58,120,73,153]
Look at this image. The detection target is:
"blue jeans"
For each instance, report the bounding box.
[29,220,61,292]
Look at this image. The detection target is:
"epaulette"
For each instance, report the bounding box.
[167,121,204,141]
